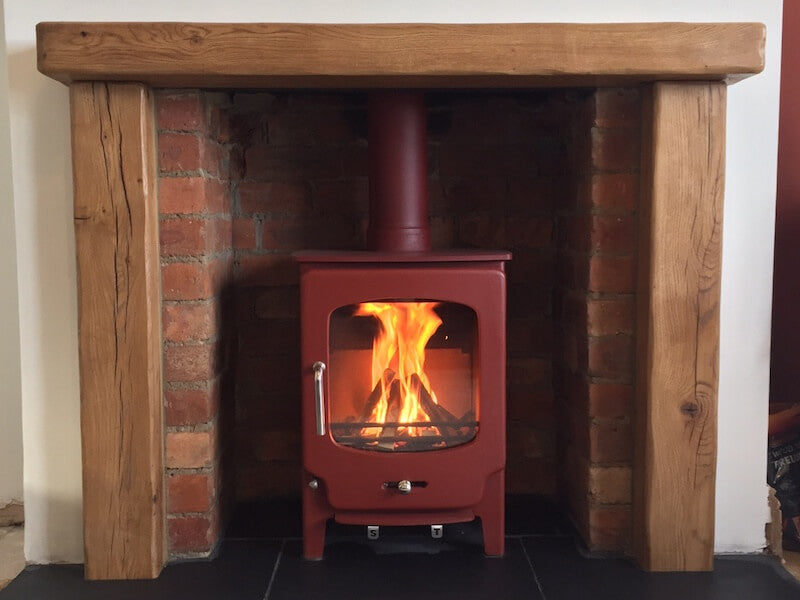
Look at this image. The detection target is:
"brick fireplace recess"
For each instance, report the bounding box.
[37,22,764,579]
[154,86,627,560]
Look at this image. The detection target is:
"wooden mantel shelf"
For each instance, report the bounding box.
[37,22,764,88]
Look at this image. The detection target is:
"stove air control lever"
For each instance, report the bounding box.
[312,361,326,436]
[384,480,427,494]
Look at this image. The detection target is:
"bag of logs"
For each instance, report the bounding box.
[768,403,800,551]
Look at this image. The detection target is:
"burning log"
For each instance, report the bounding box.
[352,368,473,449]
[410,373,456,423]
[410,373,459,439]
[459,410,476,424]
[378,379,402,449]
[360,368,396,422]
[457,410,477,436]
[341,416,357,437]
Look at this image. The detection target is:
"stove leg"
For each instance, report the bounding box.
[303,476,333,560]
[477,469,505,557]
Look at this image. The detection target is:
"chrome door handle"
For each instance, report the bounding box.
[313,361,326,436]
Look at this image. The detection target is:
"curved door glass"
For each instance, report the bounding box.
[328,300,478,452]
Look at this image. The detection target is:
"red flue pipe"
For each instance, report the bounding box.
[367,91,431,252]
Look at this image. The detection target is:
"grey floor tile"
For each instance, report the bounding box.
[0,540,281,600]
[522,536,800,600]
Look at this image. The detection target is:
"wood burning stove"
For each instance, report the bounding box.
[295,91,510,559]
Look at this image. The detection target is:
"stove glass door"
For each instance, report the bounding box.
[328,301,477,452]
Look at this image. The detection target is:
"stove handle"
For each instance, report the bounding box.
[313,361,326,436]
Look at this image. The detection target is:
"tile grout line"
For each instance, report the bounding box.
[262,538,286,600]
[506,533,572,539]
[519,537,547,600]
[226,535,302,542]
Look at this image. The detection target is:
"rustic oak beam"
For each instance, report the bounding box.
[38,22,764,88]
[633,82,725,571]
[70,82,164,579]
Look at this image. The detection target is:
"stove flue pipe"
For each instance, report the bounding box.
[367,91,431,252]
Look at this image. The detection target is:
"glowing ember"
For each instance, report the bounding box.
[355,302,442,438]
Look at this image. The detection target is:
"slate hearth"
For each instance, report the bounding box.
[2,497,799,600]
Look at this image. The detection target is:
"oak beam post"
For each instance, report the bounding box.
[70,82,164,579]
[633,82,725,571]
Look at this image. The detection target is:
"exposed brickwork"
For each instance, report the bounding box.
[588,504,632,551]
[588,465,632,505]
[167,473,216,514]
[164,382,220,427]
[167,512,220,554]
[160,217,232,256]
[157,94,208,133]
[159,178,227,215]
[157,90,235,558]
[164,344,218,382]
[163,301,218,343]
[588,255,636,294]
[585,173,638,211]
[593,89,641,128]
[165,430,216,469]
[161,258,230,301]
[555,88,641,553]
[588,382,633,420]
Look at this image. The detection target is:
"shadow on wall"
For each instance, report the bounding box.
[7,46,84,563]
[0,25,23,537]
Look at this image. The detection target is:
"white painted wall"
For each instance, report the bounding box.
[0,0,23,516]
[3,0,781,563]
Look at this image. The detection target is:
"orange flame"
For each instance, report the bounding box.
[355,302,442,437]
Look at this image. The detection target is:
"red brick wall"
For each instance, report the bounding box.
[156,88,641,558]
[158,91,235,557]
[555,89,640,552]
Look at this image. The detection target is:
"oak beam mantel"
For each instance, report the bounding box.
[37,22,764,88]
[36,21,766,580]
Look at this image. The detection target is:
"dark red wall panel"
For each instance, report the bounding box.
[772,2,800,403]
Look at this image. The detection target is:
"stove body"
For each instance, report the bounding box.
[294,92,509,559]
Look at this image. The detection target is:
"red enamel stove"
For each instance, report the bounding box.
[295,92,510,559]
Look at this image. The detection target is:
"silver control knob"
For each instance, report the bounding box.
[397,480,412,494]
[308,479,319,490]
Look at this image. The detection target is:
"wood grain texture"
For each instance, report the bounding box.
[38,22,764,88]
[70,82,164,579]
[633,82,725,572]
